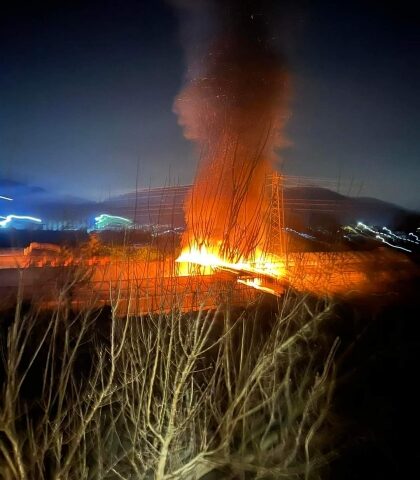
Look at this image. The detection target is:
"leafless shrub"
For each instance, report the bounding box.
[0,285,338,479]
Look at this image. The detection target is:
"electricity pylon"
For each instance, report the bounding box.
[267,171,286,257]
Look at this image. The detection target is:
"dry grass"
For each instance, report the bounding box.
[0,280,338,479]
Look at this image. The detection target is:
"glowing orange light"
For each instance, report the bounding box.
[237,277,282,296]
[176,242,285,281]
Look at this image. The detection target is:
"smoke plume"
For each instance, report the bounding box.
[174,0,291,261]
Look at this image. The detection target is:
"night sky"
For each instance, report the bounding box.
[1,0,419,209]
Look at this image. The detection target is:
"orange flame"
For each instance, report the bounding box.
[176,242,285,280]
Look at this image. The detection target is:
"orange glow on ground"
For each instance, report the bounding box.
[237,277,281,296]
[175,243,415,298]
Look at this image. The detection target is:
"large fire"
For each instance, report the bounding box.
[176,242,284,278]
[172,1,290,297]
[176,242,285,296]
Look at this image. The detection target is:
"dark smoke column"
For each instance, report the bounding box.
[174,0,290,262]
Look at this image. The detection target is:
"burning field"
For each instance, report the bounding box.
[1,1,416,309]
[1,2,419,479]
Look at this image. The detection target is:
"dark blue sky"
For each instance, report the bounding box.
[1,1,419,209]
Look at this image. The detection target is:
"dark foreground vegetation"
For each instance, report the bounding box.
[0,273,419,479]
[328,275,420,479]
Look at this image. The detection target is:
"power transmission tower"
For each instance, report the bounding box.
[268,171,286,257]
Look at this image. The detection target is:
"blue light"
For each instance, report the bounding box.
[0,214,42,228]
